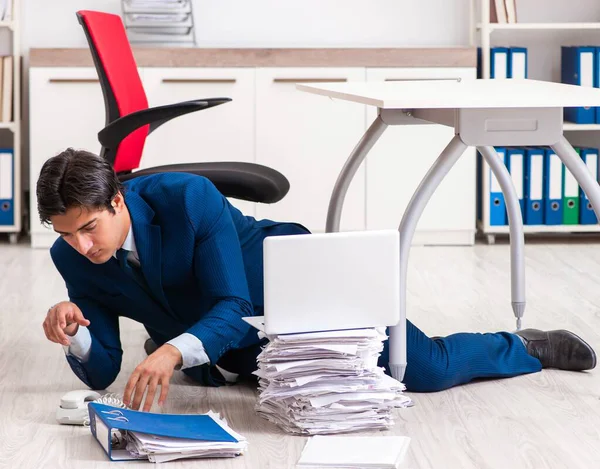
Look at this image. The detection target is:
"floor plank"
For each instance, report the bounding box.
[1,239,600,468]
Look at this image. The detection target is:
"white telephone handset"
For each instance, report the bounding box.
[56,390,127,425]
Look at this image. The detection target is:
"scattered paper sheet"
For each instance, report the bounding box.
[297,435,411,468]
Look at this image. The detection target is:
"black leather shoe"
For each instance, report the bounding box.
[144,338,158,356]
[515,329,596,371]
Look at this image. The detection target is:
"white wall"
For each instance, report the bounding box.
[21,0,472,49]
[21,0,600,50]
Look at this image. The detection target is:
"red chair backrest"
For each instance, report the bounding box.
[77,10,149,173]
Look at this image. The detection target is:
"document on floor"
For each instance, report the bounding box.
[297,435,411,469]
[244,323,413,435]
[88,403,247,463]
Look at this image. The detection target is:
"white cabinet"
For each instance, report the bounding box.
[255,68,366,233]
[29,64,478,248]
[141,67,256,216]
[29,67,107,248]
[365,67,477,245]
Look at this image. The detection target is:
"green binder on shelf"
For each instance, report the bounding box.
[562,148,580,225]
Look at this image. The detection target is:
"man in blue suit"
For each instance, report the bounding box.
[38,149,596,412]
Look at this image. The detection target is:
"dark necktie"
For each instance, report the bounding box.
[116,248,150,295]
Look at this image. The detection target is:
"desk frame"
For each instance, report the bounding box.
[324,106,600,382]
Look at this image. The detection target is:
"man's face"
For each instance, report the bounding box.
[50,192,129,264]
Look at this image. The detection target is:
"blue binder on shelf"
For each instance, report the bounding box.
[579,147,599,224]
[524,147,545,225]
[88,402,243,462]
[506,147,525,217]
[543,148,564,225]
[489,147,507,225]
[0,149,14,226]
[509,47,528,79]
[491,47,509,79]
[561,46,596,124]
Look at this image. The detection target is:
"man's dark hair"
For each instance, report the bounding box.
[36,148,125,226]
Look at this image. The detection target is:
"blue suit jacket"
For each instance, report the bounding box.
[51,173,308,389]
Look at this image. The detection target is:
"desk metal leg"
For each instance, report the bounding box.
[478,146,526,331]
[326,116,388,232]
[552,136,600,226]
[389,135,468,382]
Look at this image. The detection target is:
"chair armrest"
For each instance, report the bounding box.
[98,98,231,150]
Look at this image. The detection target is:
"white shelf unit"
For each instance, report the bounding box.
[0,0,20,244]
[564,122,600,131]
[478,221,600,234]
[471,0,600,242]
[477,220,600,244]
[476,22,600,31]
[470,1,600,80]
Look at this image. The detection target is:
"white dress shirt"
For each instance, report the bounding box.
[62,225,238,378]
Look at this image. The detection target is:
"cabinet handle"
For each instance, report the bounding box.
[48,78,99,83]
[384,78,461,82]
[273,78,348,83]
[161,78,237,84]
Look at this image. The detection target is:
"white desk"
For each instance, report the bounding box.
[297,78,600,382]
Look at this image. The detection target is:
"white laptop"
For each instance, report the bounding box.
[249,230,401,335]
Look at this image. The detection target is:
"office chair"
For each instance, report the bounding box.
[76,10,289,204]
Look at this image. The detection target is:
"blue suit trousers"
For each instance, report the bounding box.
[377,320,543,392]
[204,319,543,392]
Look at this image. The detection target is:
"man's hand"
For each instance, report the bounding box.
[124,344,182,412]
[43,301,90,346]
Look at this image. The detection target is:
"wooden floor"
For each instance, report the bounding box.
[2,237,600,468]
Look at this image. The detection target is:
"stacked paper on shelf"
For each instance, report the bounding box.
[88,404,247,463]
[122,0,193,39]
[127,13,189,24]
[253,328,412,435]
[125,0,188,8]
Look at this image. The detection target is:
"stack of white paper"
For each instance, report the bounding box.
[128,13,188,22]
[254,328,412,435]
[297,435,411,469]
[122,411,248,463]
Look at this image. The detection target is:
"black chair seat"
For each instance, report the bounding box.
[118,161,290,204]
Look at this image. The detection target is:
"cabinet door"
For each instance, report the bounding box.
[29,67,107,247]
[141,68,256,216]
[255,68,366,232]
[365,67,477,245]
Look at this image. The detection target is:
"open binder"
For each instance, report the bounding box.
[88,402,247,463]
